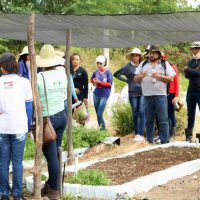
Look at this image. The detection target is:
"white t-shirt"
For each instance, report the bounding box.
[0,74,33,134]
[135,60,176,96]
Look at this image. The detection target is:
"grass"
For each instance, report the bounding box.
[65,169,110,186]
[179,72,189,93]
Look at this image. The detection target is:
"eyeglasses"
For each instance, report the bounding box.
[96,62,103,65]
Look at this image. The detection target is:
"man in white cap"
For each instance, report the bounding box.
[184,41,200,142]
[114,48,145,141]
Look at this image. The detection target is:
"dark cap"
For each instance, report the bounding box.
[0,53,16,64]
[148,45,161,54]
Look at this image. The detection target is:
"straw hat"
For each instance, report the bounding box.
[19,46,29,56]
[126,48,141,59]
[55,50,65,58]
[191,41,200,48]
[36,45,65,68]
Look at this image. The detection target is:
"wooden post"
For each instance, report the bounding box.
[27,13,43,200]
[64,29,73,164]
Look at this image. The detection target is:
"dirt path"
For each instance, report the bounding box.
[135,170,200,200]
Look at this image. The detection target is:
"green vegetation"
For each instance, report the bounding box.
[111,102,134,135]
[176,107,187,133]
[62,125,110,150]
[65,169,110,186]
[24,136,35,160]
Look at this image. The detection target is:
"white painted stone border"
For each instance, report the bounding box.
[25,142,200,199]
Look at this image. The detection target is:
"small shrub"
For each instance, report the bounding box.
[62,126,110,150]
[24,136,35,160]
[65,169,110,186]
[176,107,187,133]
[111,102,133,135]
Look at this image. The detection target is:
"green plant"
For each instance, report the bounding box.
[176,107,187,133]
[24,136,35,160]
[62,125,109,150]
[65,169,110,186]
[41,174,48,181]
[111,102,133,135]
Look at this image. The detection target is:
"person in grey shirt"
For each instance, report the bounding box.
[134,45,175,144]
[114,48,145,142]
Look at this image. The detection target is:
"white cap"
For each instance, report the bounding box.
[191,41,200,48]
[96,55,106,64]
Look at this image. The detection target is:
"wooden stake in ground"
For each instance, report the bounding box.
[64,29,73,164]
[27,13,43,199]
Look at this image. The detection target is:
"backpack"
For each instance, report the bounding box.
[142,59,169,93]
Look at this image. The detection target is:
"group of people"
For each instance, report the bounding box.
[0,41,199,200]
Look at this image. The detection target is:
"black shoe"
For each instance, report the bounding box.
[186,136,193,143]
[13,196,27,200]
[1,196,10,200]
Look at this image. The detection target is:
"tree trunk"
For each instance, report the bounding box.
[27,13,43,200]
[64,29,73,165]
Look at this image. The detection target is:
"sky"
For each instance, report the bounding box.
[187,0,200,7]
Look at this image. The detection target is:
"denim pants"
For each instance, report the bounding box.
[42,109,67,190]
[168,93,176,129]
[186,91,200,130]
[93,94,108,130]
[144,95,169,143]
[0,133,26,198]
[129,96,145,135]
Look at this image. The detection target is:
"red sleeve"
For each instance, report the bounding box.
[173,65,179,97]
[98,82,111,88]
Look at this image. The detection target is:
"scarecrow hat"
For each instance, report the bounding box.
[36,44,65,68]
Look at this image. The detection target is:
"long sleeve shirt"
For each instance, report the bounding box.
[169,64,179,97]
[113,63,142,97]
[184,58,200,92]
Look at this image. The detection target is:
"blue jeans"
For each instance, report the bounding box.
[93,94,108,130]
[42,109,67,190]
[129,96,145,135]
[168,93,176,128]
[186,91,200,130]
[144,95,169,143]
[0,133,26,198]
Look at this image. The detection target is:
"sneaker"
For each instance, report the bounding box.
[1,196,10,200]
[154,136,161,144]
[13,196,27,200]
[186,136,193,143]
[134,134,144,142]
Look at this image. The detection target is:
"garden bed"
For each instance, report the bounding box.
[87,147,200,185]
[26,142,200,199]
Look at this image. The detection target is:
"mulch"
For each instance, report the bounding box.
[87,147,200,185]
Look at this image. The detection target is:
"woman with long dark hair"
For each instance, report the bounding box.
[18,46,30,80]
[114,48,145,141]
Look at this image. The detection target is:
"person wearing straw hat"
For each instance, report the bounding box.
[184,41,200,143]
[36,44,67,200]
[18,46,30,80]
[134,45,176,144]
[0,53,33,200]
[114,48,145,142]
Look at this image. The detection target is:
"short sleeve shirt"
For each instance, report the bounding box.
[135,60,176,96]
[0,74,33,134]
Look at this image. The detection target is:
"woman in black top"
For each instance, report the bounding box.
[71,53,88,107]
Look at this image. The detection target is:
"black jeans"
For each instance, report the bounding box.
[42,109,67,190]
[186,91,200,130]
[168,93,176,128]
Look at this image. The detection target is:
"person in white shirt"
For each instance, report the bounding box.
[0,53,33,200]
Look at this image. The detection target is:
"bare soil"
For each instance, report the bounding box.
[87,147,200,185]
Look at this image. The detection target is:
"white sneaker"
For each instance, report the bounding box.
[134,134,144,142]
[154,136,161,144]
